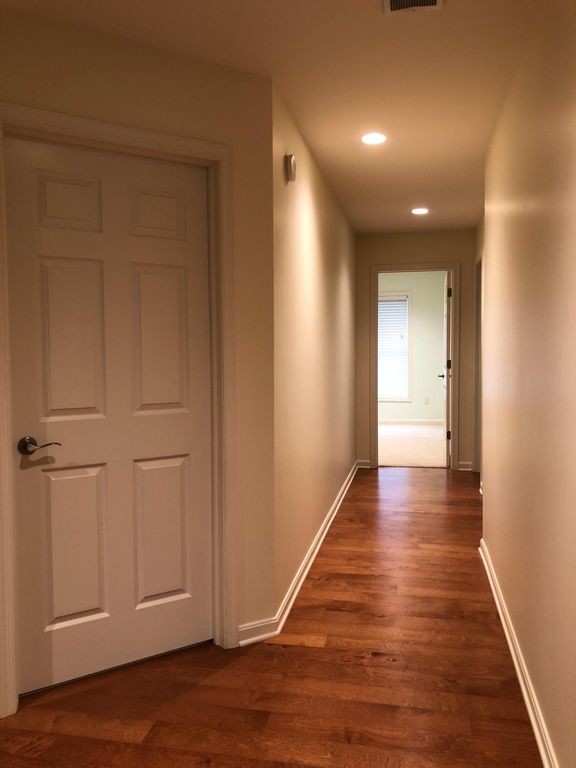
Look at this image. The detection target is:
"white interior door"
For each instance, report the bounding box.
[443,272,452,468]
[6,137,213,693]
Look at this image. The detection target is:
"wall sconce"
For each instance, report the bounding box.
[284,153,296,183]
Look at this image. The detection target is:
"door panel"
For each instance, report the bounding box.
[40,256,106,418]
[443,272,452,468]
[132,264,189,411]
[134,455,190,605]
[6,137,213,693]
[45,464,107,628]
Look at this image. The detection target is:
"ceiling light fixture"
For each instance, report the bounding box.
[361,132,387,145]
[411,207,429,215]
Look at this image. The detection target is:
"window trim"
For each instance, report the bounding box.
[377,290,413,403]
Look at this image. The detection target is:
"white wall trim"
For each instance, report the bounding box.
[479,539,559,768]
[458,460,473,471]
[356,459,372,469]
[0,102,237,716]
[238,461,359,646]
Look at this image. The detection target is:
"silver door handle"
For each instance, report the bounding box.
[17,436,62,455]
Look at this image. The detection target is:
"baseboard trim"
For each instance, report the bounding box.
[356,459,372,469]
[458,460,473,471]
[238,461,359,646]
[479,539,558,768]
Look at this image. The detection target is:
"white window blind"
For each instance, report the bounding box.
[378,296,409,400]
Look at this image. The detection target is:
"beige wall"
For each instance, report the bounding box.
[273,92,355,605]
[356,230,478,468]
[483,1,576,764]
[0,8,276,624]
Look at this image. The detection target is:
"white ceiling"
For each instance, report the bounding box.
[1,0,539,231]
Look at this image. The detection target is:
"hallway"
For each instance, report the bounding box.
[0,468,541,767]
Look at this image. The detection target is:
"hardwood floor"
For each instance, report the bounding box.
[0,468,542,767]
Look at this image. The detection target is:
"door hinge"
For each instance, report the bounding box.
[447,430,452,440]
[446,359,452,370]
[447,287,453,298]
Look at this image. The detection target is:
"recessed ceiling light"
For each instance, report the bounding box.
[412,207,429,216]
[361,132,387,145]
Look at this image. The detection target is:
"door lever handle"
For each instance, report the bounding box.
[437,374,446,379]
[17,436,62,455]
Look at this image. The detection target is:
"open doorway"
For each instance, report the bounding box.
[377,270,452,468]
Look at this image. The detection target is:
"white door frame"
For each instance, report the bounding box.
[0,103,239,717]
[369,262,461,469]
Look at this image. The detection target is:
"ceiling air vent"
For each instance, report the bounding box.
[382,0,444,13]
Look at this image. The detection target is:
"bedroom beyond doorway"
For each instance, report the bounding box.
[377,270,450,468]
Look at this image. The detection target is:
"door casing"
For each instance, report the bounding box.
[0,102,238,717]
[369,262,461,470]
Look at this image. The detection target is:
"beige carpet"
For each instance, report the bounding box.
[378,422,446,468]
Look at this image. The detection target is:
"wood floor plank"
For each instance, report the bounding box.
[0,468,542,766]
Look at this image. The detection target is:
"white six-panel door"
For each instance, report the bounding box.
[6,138,213,693]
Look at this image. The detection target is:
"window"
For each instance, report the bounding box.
[378,294,410,400]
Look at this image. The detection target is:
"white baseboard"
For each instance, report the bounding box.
[238,461,359,646]
[458,460,473,471]
[479,539,558,768]
[356,459,372,469]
